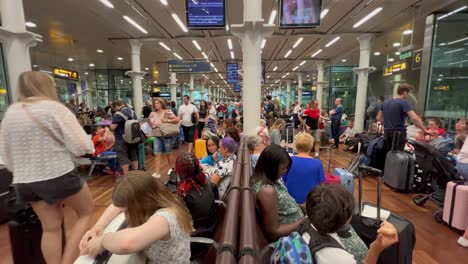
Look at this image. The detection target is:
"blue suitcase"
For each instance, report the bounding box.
[333,168,354,194]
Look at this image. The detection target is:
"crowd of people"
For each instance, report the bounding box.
[0,71,466,264]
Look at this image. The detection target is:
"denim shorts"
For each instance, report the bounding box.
[154,136,176,154]
[14,169,84,205]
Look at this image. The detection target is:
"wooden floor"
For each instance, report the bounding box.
[0,144,467,264]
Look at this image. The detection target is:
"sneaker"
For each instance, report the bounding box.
[458,236,468,247]
[152,173,161,179]
[102,168,113,175]
[167,168,174,176]
[114,171,121,177]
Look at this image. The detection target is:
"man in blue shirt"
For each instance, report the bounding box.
[330,98,343,148]
[110,99,139,176]
[377,84,425,151]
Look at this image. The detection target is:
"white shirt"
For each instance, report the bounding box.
[343,127,357,138]
[293,105,301,114]
[0,100,95,184]
[178,103,198,127]
[302,224,357,264]
[209,106,217,120]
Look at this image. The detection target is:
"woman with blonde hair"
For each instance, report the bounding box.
[80,171,193,263]
[148,98,180,180]
[0,71,95,264]
[257,119,270,145]
[270,118,286,146]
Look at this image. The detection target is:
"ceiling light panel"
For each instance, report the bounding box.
[320,9,329,19]
[123,16,148,34]
[98,0,114,8]
[284,50,292,58]
[227,39,233,50]
[353,7,383,28]
[160,0,168,6]
[438,6,467,20]
[311,49,323,57]
[325,37,340,47]
[293,38,304,49]
[192,40,202,51]
[159,42,171,51]
[172,13,188,32]
[268,10,277,24]
[261,39,267,49]
[173,53,182,59]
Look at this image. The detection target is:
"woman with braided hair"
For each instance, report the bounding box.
[175,153,218,246]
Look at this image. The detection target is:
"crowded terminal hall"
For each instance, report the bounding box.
[1,0,468,263]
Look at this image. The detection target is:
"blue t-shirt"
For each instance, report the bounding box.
[331,105,343,122]
[282,156,325,204]
[111,106,138,138]
[200,153,223,166]
[381,98,412,131]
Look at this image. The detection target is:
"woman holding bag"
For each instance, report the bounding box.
[148,99,180,181]
[0,71,95,264]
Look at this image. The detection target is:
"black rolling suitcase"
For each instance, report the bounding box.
[351,165,416,264]
[284,124,295,144]
[0,165,13,224]
[383,132,415,192]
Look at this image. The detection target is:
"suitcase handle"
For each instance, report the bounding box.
[357,165,383,225]
[320,146,332,173]
[390,131,402,152]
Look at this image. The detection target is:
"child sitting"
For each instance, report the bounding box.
[300,184,399,264]
[92,125,120,176]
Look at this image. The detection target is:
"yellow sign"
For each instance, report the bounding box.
[383,62,407,77]
[152,87,161,92]
[433,85,449,91]
[311,85,317,91]
[0,88,6,95]
[53,68,79,80]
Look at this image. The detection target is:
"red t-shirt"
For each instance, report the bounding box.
[93,134,107,157]
[304,108,320,119]
[425,127,446,136]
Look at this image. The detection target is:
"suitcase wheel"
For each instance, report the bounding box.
[412,194,428,207]
[433,210,444,224]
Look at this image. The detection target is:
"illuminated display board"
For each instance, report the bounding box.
[433,85,449,91]
[53,68,79,80]
[383,62,407,77]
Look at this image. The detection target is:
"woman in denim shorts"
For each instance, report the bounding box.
[0,71,95,264]
[148,98,180,180]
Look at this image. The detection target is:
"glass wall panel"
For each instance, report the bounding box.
[324,66,357,114]
[0,44,9,120]
[425,11,468,130]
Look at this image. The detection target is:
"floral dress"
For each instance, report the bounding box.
[213,154,237,198]
[253,180,304,224]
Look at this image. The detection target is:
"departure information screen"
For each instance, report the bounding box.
[226,63,238,84]
[186,0,225,29]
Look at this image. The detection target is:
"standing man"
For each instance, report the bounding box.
[330,98,344,149]
[293,102,301,128]
[377,84,425,151]
[110,99,139,176]
[299,100,322,157]
[367,96,384,127]
[178,95,199,153]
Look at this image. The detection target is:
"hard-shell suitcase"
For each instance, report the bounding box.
[333,168,354,194]
[351,165,416,264]
[442,181,468,230]
[0,166,13,224]
[283,124,295,144]
[195,139,207,159]
[384,132,415,192]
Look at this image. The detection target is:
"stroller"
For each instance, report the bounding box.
[407,139,462,223]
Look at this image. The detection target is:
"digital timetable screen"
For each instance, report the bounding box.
[226,63,239,84]
[186,0,225,29]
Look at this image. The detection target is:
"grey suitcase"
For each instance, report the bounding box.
[384,133,415,192]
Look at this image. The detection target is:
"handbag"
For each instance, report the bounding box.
[159,112,180,137]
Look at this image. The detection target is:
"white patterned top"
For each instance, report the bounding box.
[0,100,95,184]
[145,209,190,264]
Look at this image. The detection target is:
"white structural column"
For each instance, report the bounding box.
[232,0,274,135]
[286,80,291,114]
[316,61,325,109]
[200,81,206,101]
[170,73,177,102]
[0,0,42,103]
[297,73,303,105]
[189,74,195,100]
[126,39,146,118]
[277,84,282,98]
[353,34,375,132]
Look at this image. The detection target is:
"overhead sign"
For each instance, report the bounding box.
[233,83,241,93]
[383,62,407,77]
[54,67,79,80]
[226,63,239,84]
[302,91,313,96]
[311,85,317,91]
[400,50,412,60]
[168,59,210,73]
[150,92,171,98]
[186,0,226,29]
[413,49,423,70]
[433,85,449,91]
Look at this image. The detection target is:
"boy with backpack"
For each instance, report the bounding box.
[110,99,140,176]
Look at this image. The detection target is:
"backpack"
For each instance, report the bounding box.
[271,232,313,264]
[430,137,455,156]
[116,110,144,144]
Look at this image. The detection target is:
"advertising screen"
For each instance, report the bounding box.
[186,0,225,29]
[226,63,239,84]
[279,0,322,28]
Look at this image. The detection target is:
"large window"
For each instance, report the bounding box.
[425,11,468,129]
[0,44,9,120]
[323,66,357,114]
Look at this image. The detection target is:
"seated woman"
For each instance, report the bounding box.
[209,137,237,198]
[252,144,305,242]
[283,133,325,204]
[200,135,222,166]
[79,171,193,264]
[246,136,266,171]
[416,117,446,141]
[257,119,270,145]
[225,127,241,145]
[175,153,218,257]
[301,184,399,264]
[92,125,120,176]
[270,118,286,146]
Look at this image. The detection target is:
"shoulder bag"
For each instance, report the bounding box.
[159,111,180,137]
